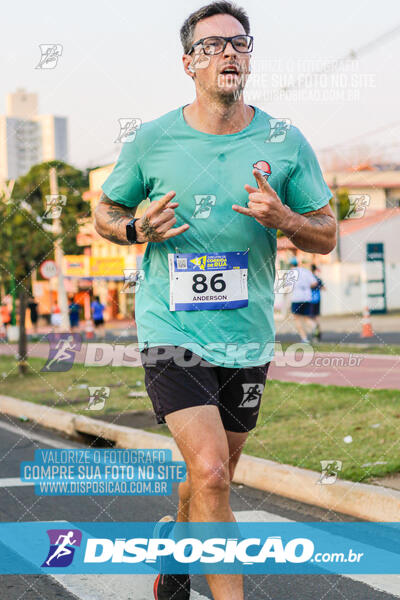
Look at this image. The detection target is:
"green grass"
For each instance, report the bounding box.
[280,342,400,356]
[0,355,149,415]
[1,356,399,484]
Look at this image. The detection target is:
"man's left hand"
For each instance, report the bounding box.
[232,169,289,229]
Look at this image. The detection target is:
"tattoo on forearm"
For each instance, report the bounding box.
[306,214,335,228]
[106,205,131,225]
[104,232,129,244]
[96,193,133,245]
[283,211,336,253]
[140,216,163,242]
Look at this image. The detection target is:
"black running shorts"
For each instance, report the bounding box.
[141,345,270,433]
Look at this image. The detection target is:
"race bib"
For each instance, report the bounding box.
[168,251,248,311]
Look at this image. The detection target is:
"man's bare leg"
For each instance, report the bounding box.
[177,429,248,522]
[293,314,310,340]
[166,406,246,600]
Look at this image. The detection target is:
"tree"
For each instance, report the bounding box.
[0,161,89,374]
[329,189,351,221]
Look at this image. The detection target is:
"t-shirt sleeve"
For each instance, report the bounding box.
[284,133,332,214]
[101,139,147,208]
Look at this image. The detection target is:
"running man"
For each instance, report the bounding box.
[94,3,336,598]
[290,257,319,343]
[45,531,77,566]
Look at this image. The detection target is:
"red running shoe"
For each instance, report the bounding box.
[153,515,190,600]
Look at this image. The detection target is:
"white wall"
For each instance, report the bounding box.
[318,262,400,315]
[340,214,400,263]
[319,263,363,315]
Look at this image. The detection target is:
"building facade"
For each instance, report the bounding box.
[0,88,68,182]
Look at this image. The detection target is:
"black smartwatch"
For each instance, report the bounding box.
[126,218,145,244]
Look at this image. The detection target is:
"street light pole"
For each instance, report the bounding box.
[49,167,70,331]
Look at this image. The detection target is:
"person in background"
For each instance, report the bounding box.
[290,257,318,343]
[91,295,106,338]
[50,302,62,330]
[1,301,11,329]
[68,296,81,332]
[28,296,39,335]
[310,264,325,341]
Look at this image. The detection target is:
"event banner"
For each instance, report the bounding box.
[0,521,399,575]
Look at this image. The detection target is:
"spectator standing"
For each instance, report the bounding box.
[28,297,39,335]
[68,297,81,332]
[91,295,106,338]
[290,257,318,343]
[1,301,11,328]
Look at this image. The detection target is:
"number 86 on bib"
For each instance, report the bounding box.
[168,251,248,311]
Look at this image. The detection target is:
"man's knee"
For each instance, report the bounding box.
[190,457,230,492]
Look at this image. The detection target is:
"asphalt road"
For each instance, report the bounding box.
[0,415,399,600]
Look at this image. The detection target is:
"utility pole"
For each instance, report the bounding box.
[0,180,17,325]
[49,167,70,330]
[332,176,341,262]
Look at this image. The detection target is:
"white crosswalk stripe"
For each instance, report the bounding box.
[53,573,210,600]
[235,510,400,598]
[50,511,400,599]
[0,477,32,487]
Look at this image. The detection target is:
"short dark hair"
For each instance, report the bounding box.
[180,1,250,54]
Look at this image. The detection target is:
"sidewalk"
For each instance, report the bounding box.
[18,312,400,346]
[275,312,400,345]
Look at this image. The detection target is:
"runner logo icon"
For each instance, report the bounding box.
[238,383,264,408]
[192,194,216,219]
[190,256,207,270]
[42,529,82,567]
[41,333,82,372]
[86,386,110,410]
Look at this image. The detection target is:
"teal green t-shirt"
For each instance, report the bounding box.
[102,106,332,367]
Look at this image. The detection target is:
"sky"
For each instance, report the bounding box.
[2,0,400,171]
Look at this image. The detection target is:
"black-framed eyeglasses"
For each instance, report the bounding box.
[188,35,254,56]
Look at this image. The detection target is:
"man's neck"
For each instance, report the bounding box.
[183,97,254,135]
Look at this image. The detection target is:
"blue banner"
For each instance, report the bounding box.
[0,522,399,574]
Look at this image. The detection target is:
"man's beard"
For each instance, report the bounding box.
[200,75,246,105]
[218,85,244,104]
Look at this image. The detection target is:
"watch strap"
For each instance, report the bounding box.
[126,218,145,244]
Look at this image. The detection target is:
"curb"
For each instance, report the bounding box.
[1,395,399,522]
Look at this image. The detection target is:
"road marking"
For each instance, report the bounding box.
[0,419,83,449]
[286,371,330,378]
[50,522,211,600]
[234,510,400,598]
[53,574,210,600]
[55,513,400,600]
[0,420,82,490]
[0,477,33,487]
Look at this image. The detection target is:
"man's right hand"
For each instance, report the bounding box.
[135,191,190,242]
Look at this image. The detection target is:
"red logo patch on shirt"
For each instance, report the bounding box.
[253,160,271,179]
